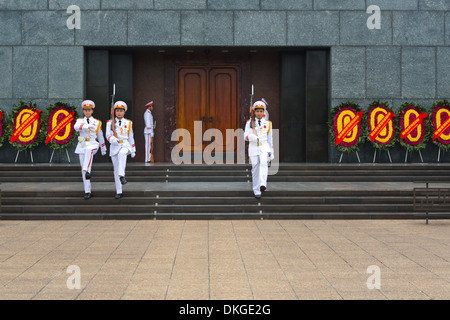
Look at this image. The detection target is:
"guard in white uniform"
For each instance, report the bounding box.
[144,101,154,163]
[74,100,107,199]
[106,101,136,199]
[244,100,274,199]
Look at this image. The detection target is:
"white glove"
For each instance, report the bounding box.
[269,152,274,161]
[151,132,154,138]
[110,136,119,146]
[131,152,136,158]
[101,149,106,156]
[88,123,97,130]
[248,134,258,143]
[78,136,86,148]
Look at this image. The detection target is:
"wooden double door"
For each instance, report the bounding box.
[176,66,239,154]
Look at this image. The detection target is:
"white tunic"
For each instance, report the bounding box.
[74,117,106,154]
[144,109,154,136]
[105,118,136,157]
[244,118,273,157]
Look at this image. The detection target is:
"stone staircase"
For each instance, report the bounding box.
[1,163,450,220]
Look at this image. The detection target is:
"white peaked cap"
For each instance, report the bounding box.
[82,100,95,109]
[114,101,127,112]
[253,100,266,111]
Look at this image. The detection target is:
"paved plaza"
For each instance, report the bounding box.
[0,219,448,300]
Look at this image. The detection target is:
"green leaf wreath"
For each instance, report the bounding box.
[6,101,46,152]
[0,107,5,148]
[366,100,399,151]
[398,102,431,152]
[430,100,450,152]
[328,101,366,153]
[43,102,79,151]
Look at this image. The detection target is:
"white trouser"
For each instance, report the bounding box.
[79,146,98,193]
[111,148,130,194]
[144,134,152,162]
[250,152,269,196]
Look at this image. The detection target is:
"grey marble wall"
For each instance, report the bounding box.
[0,0,449,162]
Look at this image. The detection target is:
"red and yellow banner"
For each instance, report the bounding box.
[401,112,428,140]
[434,116,450,141]
[369,111,395,142]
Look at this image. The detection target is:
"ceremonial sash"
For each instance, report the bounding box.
[10,110,41,143]
[401,113,428,140]
[46,111,75,145]
[335,111,363,146]
[369,111,395,142]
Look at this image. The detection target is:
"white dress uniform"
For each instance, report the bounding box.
[106,101,136,197]
[74,100,107,196]
[244,101,274,198]
[144,101,154,162]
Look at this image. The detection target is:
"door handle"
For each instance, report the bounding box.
[209,116,215,142]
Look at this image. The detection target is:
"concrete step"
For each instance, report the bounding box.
[0,189,415,219]
[1,196,413,206]
[1,203,412,213]
[0,212,438,220]
[1,163,449,220]
[3,165,450,182]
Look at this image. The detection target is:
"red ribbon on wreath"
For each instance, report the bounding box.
[369,111,395,142]
[10,110,42,143]
[335,111,363,146]
[401,112,428,140]
[46,111,75,145]
[434,116,450,141]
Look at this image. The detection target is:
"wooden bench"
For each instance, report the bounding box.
[413,182,450,224]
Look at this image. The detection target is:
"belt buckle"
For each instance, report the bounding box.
[118,140,123,144]
[85,138,90,142]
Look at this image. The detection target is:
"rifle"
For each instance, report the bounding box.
[110,83,117,138]
[250,84,254,129]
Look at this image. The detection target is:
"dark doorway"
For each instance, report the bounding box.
[86,47,330,163]
[280,50,329,163]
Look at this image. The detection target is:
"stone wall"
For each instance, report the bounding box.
[0,0,449,162]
